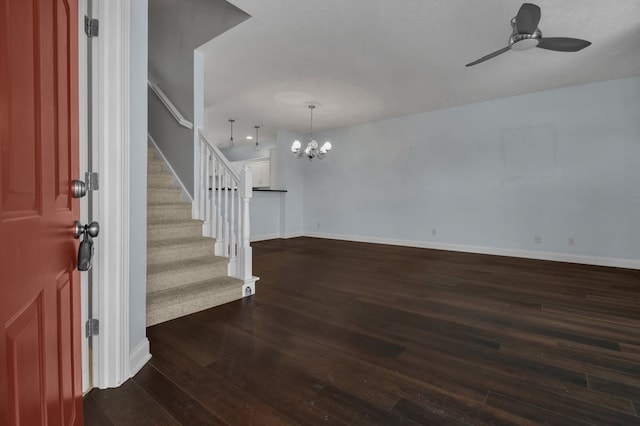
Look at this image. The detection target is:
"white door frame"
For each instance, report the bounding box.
[80,0,136,390]
[94,0,132,389]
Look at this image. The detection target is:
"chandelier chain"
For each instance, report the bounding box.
[309,105,314,139]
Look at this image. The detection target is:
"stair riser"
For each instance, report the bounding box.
[147,286,240,327]
[147,206,192,221]
[147,173,173,187]
[148,241,215,265]
[148,161,164,173]
[148,223,203,241]
[148,150,156,161]
[147,262,228,293]
[148,189,183,203]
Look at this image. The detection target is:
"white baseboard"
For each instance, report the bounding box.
[129,338,151,377]
[283,232,304,239]
[303,232,640,270]
[251,232,304,242]
[148,134,193,203]
[251,233,282,242]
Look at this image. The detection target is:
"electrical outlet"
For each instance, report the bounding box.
[316,222,320,229]
[568,238,575,246]
[535,235,542,244]
[432,229,436,236]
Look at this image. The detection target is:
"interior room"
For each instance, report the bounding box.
[80,0,640,424]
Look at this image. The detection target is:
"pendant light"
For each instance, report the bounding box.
[228,119,235,146]
[254,125,260,151]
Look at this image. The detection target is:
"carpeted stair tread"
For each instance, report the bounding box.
[147,236,215,265]
[147,219,203,241]
[147,203,192,221]
[147,173,173,188]
[147,255,229,293]
[148,235,214,250]
[147,201,191,210]
[147,217,203,227]
[147,255,227,276]
[148,187,181,194]
[146,276,243,326]
[147,159,165,173]
[147,188,182,204]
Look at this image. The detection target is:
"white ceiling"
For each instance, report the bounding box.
[201,0,640,146]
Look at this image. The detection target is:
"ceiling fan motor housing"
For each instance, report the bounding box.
[510,29,542,50]
[509,16,542,50]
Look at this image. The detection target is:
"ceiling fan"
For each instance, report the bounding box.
[465,3,591,67]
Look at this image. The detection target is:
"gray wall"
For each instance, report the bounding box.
[148,0,249,195]
[275,130,305,238]
[299,77,640,264]
[130,0,148,351]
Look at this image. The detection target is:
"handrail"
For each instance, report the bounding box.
[198,129,240,181]
[148,79,194,129]
[196,128,253,283]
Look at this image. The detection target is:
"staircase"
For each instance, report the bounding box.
[146,146,244,326]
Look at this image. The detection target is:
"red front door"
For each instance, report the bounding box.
[0,0,83,425]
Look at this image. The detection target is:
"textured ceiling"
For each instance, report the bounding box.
[201,0,640,146]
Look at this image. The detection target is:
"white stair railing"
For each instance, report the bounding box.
[197,129,254,283]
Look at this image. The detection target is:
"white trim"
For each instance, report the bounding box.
[147,79,193,129]
[129,338,152,376]
[250,232,304,242]
[93,0,132,388]
[251,233,282,242]
[193,50,204,219]
[283,232,305,239]
[304,232,640,270]
[148,134,193,202]
[242,277,259,298]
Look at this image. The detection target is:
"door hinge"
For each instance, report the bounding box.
[84,16,99,37]
[86,319,99,338]
[85,171,99,191]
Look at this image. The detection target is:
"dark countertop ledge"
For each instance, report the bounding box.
[210,187,287,193]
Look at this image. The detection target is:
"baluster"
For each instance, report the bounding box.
[237,191,243,249]
[230,175,236,260]
[205,150,212,237]
[199,140,206,221]
[216,160,222,242]
[224,171,230,257]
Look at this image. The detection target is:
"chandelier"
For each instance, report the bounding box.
[291,105,332,160]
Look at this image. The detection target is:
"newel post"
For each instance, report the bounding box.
[238,166,254,288]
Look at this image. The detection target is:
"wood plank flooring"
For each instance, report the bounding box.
[84,237,640,425]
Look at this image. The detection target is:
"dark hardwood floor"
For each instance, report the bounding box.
[84,237,640,425]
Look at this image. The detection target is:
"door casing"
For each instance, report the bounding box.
[82,0,150,390]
